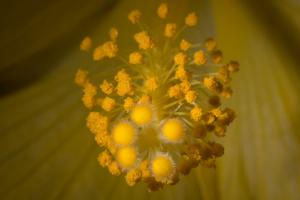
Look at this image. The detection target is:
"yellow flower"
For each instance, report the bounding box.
[75,2,238,191]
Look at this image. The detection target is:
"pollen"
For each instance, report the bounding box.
[76,3,238,191]
[190,106,202,121]
[164,23,177,38]
[123,97,135,112]
[112,121,136,146]
[80,36,92,51]
[116,146,138,169]
[100,80,114,95]
[102,41,118,58]
[125,169,142,186]
[130,104,153,126]
[129,51,143,65]
[98,150,112,167]
[204,38,217,52]
[168,84,181,98]
[174,52,187,66]
[185,90,197,104]
[145,77,158,92]
[151,154,175,182]
[82,82,97,109]
[157,3,168,19]
[128,9,142,24]
[86,112,108,135]
[161,118,185,143]
[175,65,188,80]
[185,12,198,27]
[180,39,191,51]
[101,97,116,112]
[134,31,153,50]
[109,27,118,41]
[194,50,206,65]
[93,46,105,61]
[75,69,88,87]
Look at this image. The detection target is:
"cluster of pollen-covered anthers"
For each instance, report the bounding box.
[75,3,239,191]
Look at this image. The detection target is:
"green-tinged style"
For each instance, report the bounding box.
[0,0,300,199]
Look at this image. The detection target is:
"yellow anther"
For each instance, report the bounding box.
[180,39,191,51]
[227,61,240,73]
[116,146,138,169]
[134,31,153,50]
[95,132,110,147]
[128,9,141,24]
[112,121,136,146]
[151,154,175,182]
[93,46,105,61]
[174,52,187,66]
[109,27,118,41]
[184,144,202,161]
[101,97,116,112]
[221,87,233,99]
[140,160,151,179]
[82,82,97,109]
[123,97,135,112]
[80,36,92,51]
[86,112,108,134]
[185,12,198,27]
[130,104,153,126]
[185,90,197,104]
[108,161,121,176]
[102,41,118,58]
[161,118,185,143]
[180,80,191,94]
[190,106,202,121]
[100,80,114,95]
[164,23,177,38]
[175,65,188,80]
[211,50,223,64]
[115,69,134,96]
[125,169,142,186]
[168,84,181,98]
[157,3,168,19]
[194,50,206,65]
[115,69,131,82]
[210,108,222,118]
[145,77,158,92]
[74,69,88,87]
[129,52,143,64]
[116,81,134,96]
[203,76,223,93]
[98,150,112,167]
[204,38,217,51]
[139,95,151,104]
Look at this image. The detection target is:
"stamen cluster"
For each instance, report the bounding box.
[75,2,239,191]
